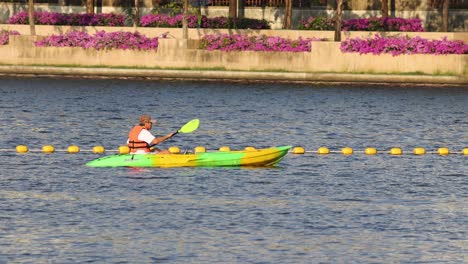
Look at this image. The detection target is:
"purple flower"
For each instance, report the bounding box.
[0,30,20,45]
[200,34,324,52]
[300,16,424,32]
[340,34,468,56]
[8,12,126,26]
[140,14,270,29]
[298,16,335,31]
[34,30,168,50]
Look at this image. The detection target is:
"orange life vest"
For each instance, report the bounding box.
[128,125,150,153]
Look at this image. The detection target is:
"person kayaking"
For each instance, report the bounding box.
[127,114,176,154]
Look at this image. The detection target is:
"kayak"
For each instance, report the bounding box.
[86,146,291,168]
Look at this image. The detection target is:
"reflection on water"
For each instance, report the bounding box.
[0,77,467,263]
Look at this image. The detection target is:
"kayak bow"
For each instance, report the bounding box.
[86,146,291,168]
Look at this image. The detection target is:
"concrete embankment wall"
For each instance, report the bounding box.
[1,34,466,77]
[1,24,468,43]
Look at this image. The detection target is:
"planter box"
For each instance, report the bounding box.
[1,35,466,75]
[1,24,468,42]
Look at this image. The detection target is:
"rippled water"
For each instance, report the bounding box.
[0,77,466,263]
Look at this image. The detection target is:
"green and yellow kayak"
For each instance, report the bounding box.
[86,146,291,168]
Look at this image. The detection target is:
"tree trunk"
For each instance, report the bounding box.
[381,0,388,17]
[334,0,343,41]
[229,0,237,18]
[134,0,139,27]
[390,0,395,17]
[28,0,35,36]
[238,0,244,18]
[86,0,95,14]
[441,0,449,32]
[183,0,188,39]
[283,0,292,29]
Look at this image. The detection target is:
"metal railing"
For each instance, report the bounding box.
[1,0,465,8]
[203,0,325,7]
[428,0,467,8]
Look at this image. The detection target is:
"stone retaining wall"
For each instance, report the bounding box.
[1,35,466,75]
[1,24,468,43]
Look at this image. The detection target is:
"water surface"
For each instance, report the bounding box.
[0,78,466,263]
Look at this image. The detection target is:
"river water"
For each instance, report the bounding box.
[0,77,466,263]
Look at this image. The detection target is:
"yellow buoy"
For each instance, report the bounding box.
[365,147,377,155]
[437,148,449,156]
[67,145,80,154]
[390,147,402,155]
[42,145,55,153]
[462,148,468,156]
[341,147,353,155]
[413,147,426,155]
[244,146,257,152]
[92,145,105,154]
[16,145,29,153]
[317,147,329,155]
[219,146,230,152]
[194,146,206,153]
[292,146,305,154]
[118,145,130,154]
[169,146,180,154]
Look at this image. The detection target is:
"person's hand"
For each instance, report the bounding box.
[166,132,176,139]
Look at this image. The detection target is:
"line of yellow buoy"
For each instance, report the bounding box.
[9,145,110,154]
[7,145,265,154]
[2,145,467,156]
[290,146,468,156]
[7,145,209,154]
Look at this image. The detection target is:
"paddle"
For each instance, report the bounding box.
[149,119,199,151]
[173,118,200,136]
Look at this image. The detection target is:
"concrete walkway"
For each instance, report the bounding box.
[0,65,466,86]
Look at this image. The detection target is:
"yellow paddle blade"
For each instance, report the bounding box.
[178,119,199,133]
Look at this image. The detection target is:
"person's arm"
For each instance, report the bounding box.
[150,132,176,146]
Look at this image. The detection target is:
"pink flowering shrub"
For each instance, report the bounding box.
[199,34,324,52]
[140,14,270,29]
[298,16,335,30]
[203,17,270,29]
[0,30,20,45]
[340,35,468,56]
[35,31,168,50]
[140,14,198,27]
[8,12,125,26]
[299,16,424,32]
[343,17,424,32]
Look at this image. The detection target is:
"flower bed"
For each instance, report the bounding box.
[344,17,424,32]
[7,11,270,29]
[340,35,468,56]
[140,14,270,29]
[0,30,20,45]
[298,16,335,31]
[199,34,324,52]
[299,16,424,32]
[8,12,125,26]
[35,31,167,50]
